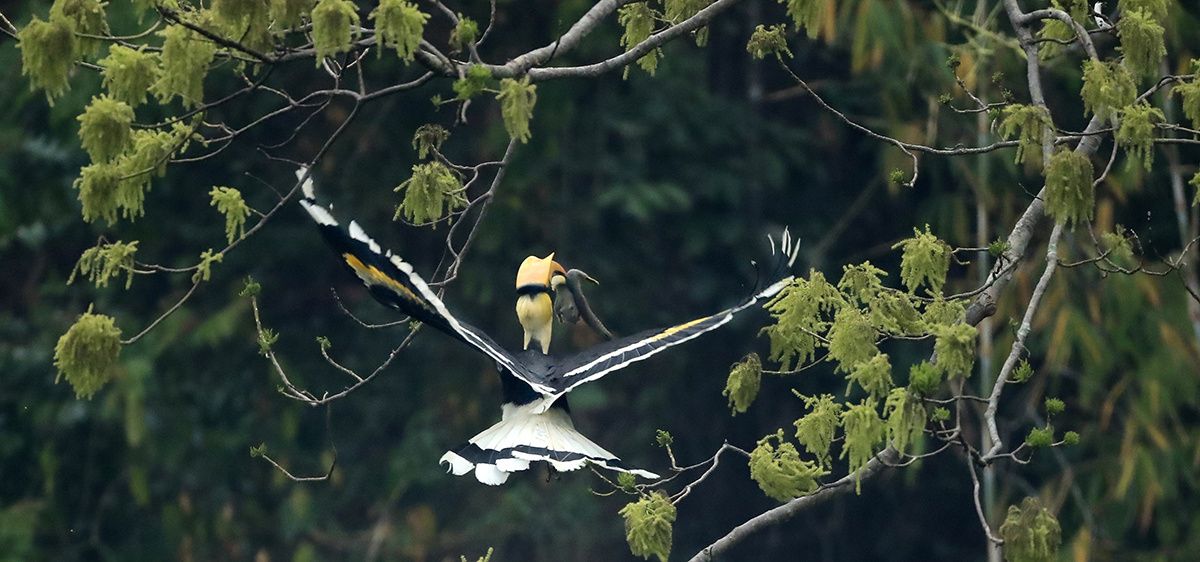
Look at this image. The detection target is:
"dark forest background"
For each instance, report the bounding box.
[2,0,1198,560]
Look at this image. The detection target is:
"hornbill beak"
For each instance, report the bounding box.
[554,269,615,341]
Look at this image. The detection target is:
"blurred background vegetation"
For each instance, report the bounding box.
[2,0,1198,560]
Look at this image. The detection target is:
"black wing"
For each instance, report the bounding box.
[298,172,555,395]
[533,276,795,410]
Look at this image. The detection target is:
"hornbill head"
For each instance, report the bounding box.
[515,253,567,354]
[554,269,615,341]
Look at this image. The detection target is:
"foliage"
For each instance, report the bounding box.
[723,353,762,415]
[933,323,977,378]
[193,249,224,283]
[1025,426,1054,448]
[747,24,791,60]
[921,297,964,327]
[894,225,951,295]
[17,16,76,102]
[50,0,109,55]
[270,0,314,29]
[1012,359,1034,383]
[54,309,123,399]
[1118,0,1170,24]
[70,241,139,289]
[841,400,885,491]
[780,0,822,39]
[763,272,840,370]
[619,492,676,562]
[1044,398,1065,416]
[1172,77,1200,130]
[1043,149,1095,227]
[884,387,925,455]
[99,46,161,108]
[371,0,428,62]
[497,77,537,143]
[907,360,942,396]
[311,0,361,64]
[826,308,877,373]
[153,22,218,106]
[1116,9,1166,77]
[997,104,1051,165]
[846,352,892,400]
[75,162,123,224]
[664,0,709,45]
[999,497,1062,562]
[453,64,492,100]
[838,261,886,305]
[748,430,826,501]
[412,124,449,159]
[618,3,659,76]
[1080,60,1136,121]
[394,161,466,224]
[210,187,252,244]
[77,95,134,163]
[448,16,478,52]
[794,393,842,467]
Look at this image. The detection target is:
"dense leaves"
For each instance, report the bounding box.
[99,46,161,108]
[748,430,826,501]
[393,161,466,224]
[1043,149,1095,227]
[997,104,1051,165]
[371,0,428,62]
[497,77,537,143]
[723,353,762,415]
[70,241,139,289]
[17,16,76,102]
[311,0,360,64]
[619,492,676,562]
[895,226,951,295]
[53,309,123,399]
[999,498,1061,562]
[77,95,134,163]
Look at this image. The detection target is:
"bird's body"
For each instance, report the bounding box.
[297,167,795,485]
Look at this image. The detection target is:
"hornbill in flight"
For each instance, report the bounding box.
[297,168,796,485]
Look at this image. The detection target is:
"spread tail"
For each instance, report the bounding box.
[439,402,659,486]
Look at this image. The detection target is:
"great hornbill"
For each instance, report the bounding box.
[297,168,796,485]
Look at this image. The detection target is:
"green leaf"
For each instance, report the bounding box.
[1044,397,1065,416]
[193,249,224,283]
[779,0,823,39]
[793,393,842,467]
[747,24,791,60]
[664,0,711,46]
[826,308,877,373]
[240,276,262,297]
[907,360,943,396]
[997,104,1052,165]
[210,187,252,244]
[1114,102,1164,170]
[846,353,892,400]
[1043,148,1095,227]
[1118,0,1169,23]
[1191,171,1200,207]
[1176,77,1200,130]
[497,77,537,143]
[69,240,139,289]
[748,430,827,501]
[74,162,123,224]
[54,308,123,399]
[762,271,841,370]
[448,16,478,52]
[841,399,885,491]
[618,3,659,76]
[371,0,428,62]
[1013,359,1034,383]
[50,0,109,55]
[18,17,76,103]
[412,124,449,159]
[1062,431,1080,446]
[311,0,361,65]
[619,491,675,562]
[270,0,315,30]
[722,353,762,415]
[153,22,218,107]
[99,45,161,108]
[249,442,267,457]
[77,95,134,163]
[1080,60,1136,121]
[1000,497,1062,562]
[1117,9,1166,77]
[393,161,466,224]
[1025,426,1055,448]
[837,261,886,304]
[894,225,951,295]
[884,387,926,455]
[930,407,950,422]
[452,64,492,100]
[257,327,279,356]
[933,323,977,377]
[655,429,673,447]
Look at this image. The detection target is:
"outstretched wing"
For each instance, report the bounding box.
[535,276,795,410]
[297,170,554,395]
